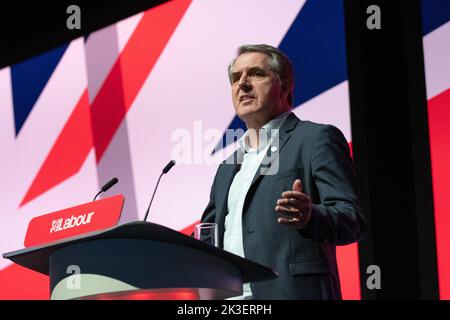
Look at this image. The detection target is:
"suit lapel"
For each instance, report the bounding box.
[249,112,300,187]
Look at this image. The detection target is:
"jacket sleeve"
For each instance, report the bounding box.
[298,125,366,245]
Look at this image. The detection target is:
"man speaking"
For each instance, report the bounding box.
[200,44,365,299]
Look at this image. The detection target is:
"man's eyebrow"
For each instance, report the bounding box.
[247,66,266,72]
[231,67,266,79]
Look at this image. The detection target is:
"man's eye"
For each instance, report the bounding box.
[231,75,240,83]
[252,71,265,77]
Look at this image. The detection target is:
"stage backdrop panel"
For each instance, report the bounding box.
[421,0,450,300]
[0,0,360,299]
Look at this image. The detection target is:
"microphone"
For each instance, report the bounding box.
[162,160,176,174]
[143,160,176,222]
[93,177,119,201]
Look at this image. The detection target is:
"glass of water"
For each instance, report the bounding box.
[194,223,218,247]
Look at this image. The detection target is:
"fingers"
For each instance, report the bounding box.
[276,182,310,217]
[281,191,301,198]
[275,204,301,216]
[276,198,296,207]
[277,216,300,226]
[280,191,310,204]
[276,179,312,228]
[277,197,308,207]
[292,179,302,193]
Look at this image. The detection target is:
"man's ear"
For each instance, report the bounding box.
[280,81,289,100]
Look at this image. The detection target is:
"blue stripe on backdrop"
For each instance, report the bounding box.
[421,0,450,36]
[280,0,347,107]
[11,44,69,136]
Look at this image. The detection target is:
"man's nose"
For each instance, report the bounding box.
[238,78,252,92]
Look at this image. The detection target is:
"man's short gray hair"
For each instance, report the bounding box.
[228,44,295,107]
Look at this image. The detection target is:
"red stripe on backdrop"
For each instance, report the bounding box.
[427,87,450,300]
[337,141,361,300]
[91,0,192,162]
[180,221,197,236]
[20,0,192,206]
[0,264,49,299]
[336,244,361,300]
[348,141,353,158]
[20,90,91,206]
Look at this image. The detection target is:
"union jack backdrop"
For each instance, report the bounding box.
[0,0,448,300]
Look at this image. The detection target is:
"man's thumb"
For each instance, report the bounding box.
[293,179,302,192]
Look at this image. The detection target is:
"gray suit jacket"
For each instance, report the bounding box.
[201,113,365,299]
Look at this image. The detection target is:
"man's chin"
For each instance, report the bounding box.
[236,111,255,123]
[236,106,259,118]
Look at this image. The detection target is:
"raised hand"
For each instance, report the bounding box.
[275,179,312,229]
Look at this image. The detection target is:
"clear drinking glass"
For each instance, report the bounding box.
[194,223,218,247]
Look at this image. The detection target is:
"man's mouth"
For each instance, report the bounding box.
[240,95,255,102]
